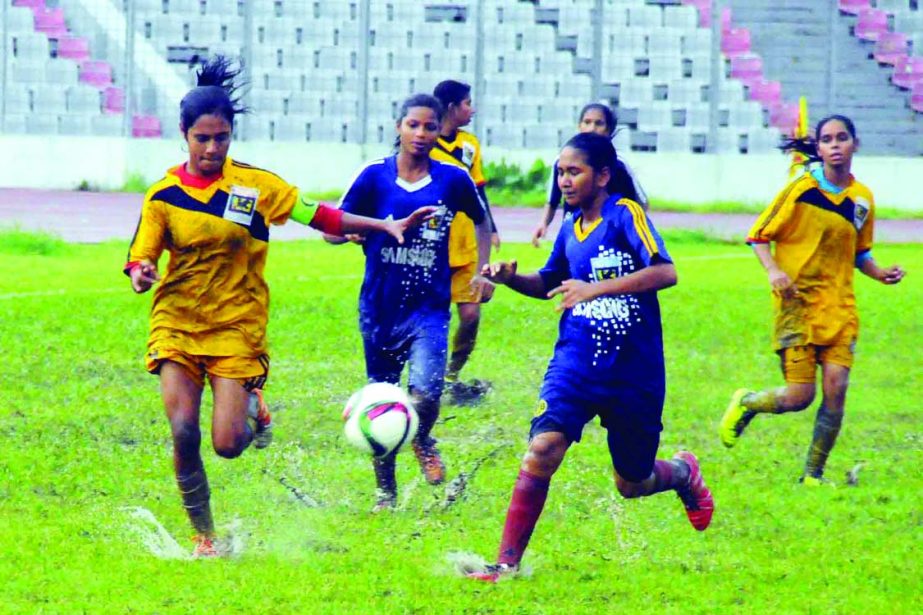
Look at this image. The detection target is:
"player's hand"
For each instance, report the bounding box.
[481,260,517,285]
[548,279,597,311]
[389,206,438,244]
[491,232,501,252]
[130,260,160,293]
[531,224,548,248]
[768,266,797,299]
[471,274,495,303]
[879,264,905,285]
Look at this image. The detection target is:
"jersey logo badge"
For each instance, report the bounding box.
[590,255,623,281]
[224,185,260,226]
[461,143,475,167]
[534,399,548,417]
[421,204,449,241]
[853,197,870,231]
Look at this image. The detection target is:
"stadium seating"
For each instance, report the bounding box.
[854,9,889,41]
[892,56,923,89]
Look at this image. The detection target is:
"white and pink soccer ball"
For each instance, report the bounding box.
[342,382,419,458]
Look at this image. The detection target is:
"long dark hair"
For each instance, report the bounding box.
[779,114,857,165]
[180,55,248,134]
[563,132,641,204]
[433,80,470,109]
[392,93,444,151]
[578,102,618,137]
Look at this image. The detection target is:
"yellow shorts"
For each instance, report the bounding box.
[448,212,477,269]
[779,342,855,384]
[451,261,483,304]
[147,347,270,391]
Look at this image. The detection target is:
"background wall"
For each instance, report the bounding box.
[0,135,919,210]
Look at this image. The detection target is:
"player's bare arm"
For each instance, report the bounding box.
[548,261,677,310]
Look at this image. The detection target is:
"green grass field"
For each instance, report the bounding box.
[1,232,920,614]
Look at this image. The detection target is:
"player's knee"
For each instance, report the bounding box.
[783,385,815,412]
[523,435,566,475]
[457,304,480,327]
[212,429,248,459]
[615,476,644,499]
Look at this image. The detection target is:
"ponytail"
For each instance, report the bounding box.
[180,55,248,133]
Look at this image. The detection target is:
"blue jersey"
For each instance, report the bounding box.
[538,195,671,391]
[339,155,485,339]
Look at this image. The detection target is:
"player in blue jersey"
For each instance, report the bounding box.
[465,133,713,582]
[335,94,493,511]
[531,103,648,246]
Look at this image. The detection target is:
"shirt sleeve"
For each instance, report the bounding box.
[747,181,800,244]
[538,222,570,290]
[455,171,486,225]
[338,165,374,216]
[547,159,562,210]
[856,193,875,256]
[470,138,487,187]
[126,192,167,267]
[618,199,672,266]
[258,173,299,226]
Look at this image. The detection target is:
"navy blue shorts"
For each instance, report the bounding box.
[360,315,448,400]
[532,373,664,482]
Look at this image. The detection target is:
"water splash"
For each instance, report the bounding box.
[121,506,189,560]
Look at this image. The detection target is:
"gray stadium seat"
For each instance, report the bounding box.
[5,88,32,114]
[747,127,783,153]
[9,60,46,84]
[7,6,35,33]
[32,85,68,114]
[25,114,59,135]
[13,33,50,61]
[1,114,28,134]
[58,114,93,136]
[663,5,699,30]
[637,102,673,132]
[656,128,692,152]
[46,59,80,87]
[67,85,102,113]
[91,114,124,137]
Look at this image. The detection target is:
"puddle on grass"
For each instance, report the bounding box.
[122,506,248,560]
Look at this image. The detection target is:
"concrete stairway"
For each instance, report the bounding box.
[727,0,923,156]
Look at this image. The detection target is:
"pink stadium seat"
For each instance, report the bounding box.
[769,102,800,136]
[854,9,889,42]
[13,0,45,9]
[873,32,908,65]
[103,87,125,113]
[911,82,923,113]
[32,7,67,38]
[892,56,923,89]
[721,28,751,58]
[838,0,871,15]
[748,80,782,107]
[57,36,89,61]
[132,115,163,138]
[681,0,711,29]
[720,7,732,34]
[78,60,112,88]
[729,55,763,86]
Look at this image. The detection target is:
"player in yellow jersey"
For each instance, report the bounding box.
[720,115,905,485]
[431,80,499,405]
[125,56,433,556]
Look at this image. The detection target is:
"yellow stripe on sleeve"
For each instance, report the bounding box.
[621,199,658,256]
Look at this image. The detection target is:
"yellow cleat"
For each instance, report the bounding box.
[800,475,836,488]
[720,388,754,448]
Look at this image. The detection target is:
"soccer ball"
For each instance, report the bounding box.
[342,382,419,458]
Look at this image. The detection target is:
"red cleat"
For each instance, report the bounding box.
[674,451,714,531]
[191,534,219,558]
[465,563,517,583]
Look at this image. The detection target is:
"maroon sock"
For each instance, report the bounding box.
[497,470,550,566]
[649,459,690,495]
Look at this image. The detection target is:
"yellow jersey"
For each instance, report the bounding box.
[127,157,299,358]
[747,170,875,350]
[430,129,486,268]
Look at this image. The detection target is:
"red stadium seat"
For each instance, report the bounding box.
[681,0,711,29]
[132,115,163,138]
[78,60,112,88]
[838,0,872,15]
[748,80,782,108]
[854,9,889,42]
[768,102,800,137]
[911,82,923,114]
[892,56,923,90]
[103,87,125,114]
[32,7,67,38]
[729,54,763,86]
[721,28,751,59]
[57,36,89,61]
[874,33,909,65]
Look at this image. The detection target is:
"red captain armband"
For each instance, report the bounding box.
[309,204,344,236]
[745,237,769,246]
[123,261,141,277]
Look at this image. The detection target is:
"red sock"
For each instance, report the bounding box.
[497,470,550,566]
